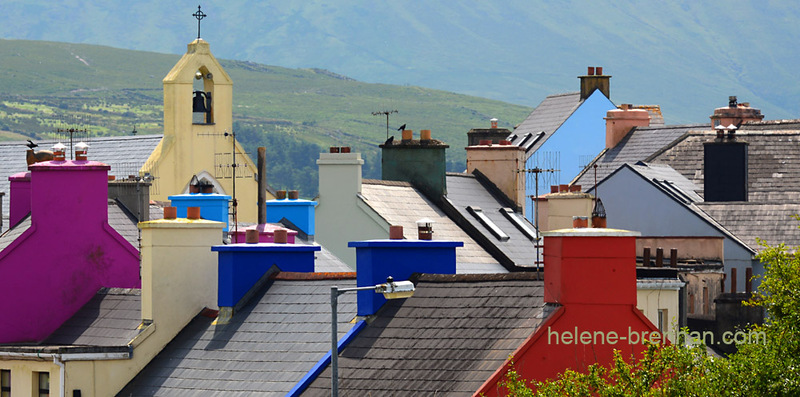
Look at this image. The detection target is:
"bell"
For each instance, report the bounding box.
[192,91,207,113]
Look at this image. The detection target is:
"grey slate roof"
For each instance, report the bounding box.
[444,173,539,268]
[509,92,582,158]
[0,214,30,251]
[0,135,163,218]
[360,180,507,273]
[572,124,704,189]
[118,274,358,397]
[43,288,141,347]
[697,202,800,250]
[649,126,800,202]
[302,273,547,396]
[108,200,140,248]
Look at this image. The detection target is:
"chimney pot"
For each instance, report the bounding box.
[591,215,606,228]
[588,66,595,76]
[550,185,559,194]
[730,268,737,293]
[52,142,66,161]
[329,147,340,153]
[245,229,259,244]
[479,139,492,146]
[569,185,581,192]
[420,129,431,141]
[572,216,588,228]
[745,267,753,294]
[340,146,351,153]
[187,206,201,220]
[402,130,413,141]
[596,66,603,75]
[276,190,287,200]
[559,184,569,193]
[389,225,404,240]
[416,218,434,240]
[655,247,664,267]
[670,248,678,267]
[288,190,299,200]
[490,118,498,129]
[643,247,651,267]
[499,140,512,145]
[274,229,288,244]
[164,206,177,220]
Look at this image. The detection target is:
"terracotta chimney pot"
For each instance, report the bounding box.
[164,206,177,220]
[402,130,413,141]
[274,229,288,244]
[245,229,259,244]
[389,225,404,240]
[187,206,201,220]
[420,129,432,141]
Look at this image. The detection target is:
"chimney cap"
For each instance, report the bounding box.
[543,228,640,237]
[52,142,66,152]
[75,142,89,151]
[416,218,435,226]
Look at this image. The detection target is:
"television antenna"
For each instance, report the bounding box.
[371,110,398,140]
[521,165,559,271]
[55,115,90,160]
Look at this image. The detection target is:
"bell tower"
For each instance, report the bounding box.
[141,8,269,223]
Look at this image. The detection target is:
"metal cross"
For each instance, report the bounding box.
[193,5,207,39]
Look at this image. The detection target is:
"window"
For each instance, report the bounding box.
[1,369,10,397]
[500,208,537,240]
[467,206,509,241]
[37,372,49,397]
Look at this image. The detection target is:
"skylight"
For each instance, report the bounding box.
[467,206,509,241]
[500,208,537,241]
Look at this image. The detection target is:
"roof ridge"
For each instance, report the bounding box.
[362,179,413,187]
[411,273,542,283]
[272,272,357,280]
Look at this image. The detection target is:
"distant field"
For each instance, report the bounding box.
[0,39,533,196]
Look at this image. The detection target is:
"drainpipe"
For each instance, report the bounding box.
[53,355,65,397]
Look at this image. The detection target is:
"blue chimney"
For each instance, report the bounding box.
[347,240,462,316]
[266,198,317,236]
[212,243,321,307]
[169,193,231,231]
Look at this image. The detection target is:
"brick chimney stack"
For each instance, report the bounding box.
[579,66,611,100]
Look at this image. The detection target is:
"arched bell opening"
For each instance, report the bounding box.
[192,66,214,124]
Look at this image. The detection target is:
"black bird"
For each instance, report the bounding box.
[26,139,38,149]
[384,136,394,145]
[397,123,406,131]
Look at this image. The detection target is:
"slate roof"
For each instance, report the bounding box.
[360,180,507,273]
[572,124,705,189]
[509,93,582,158]
[0,214,30,251]
[301,273,547,396]
[0,135,163,218]
[119,273,358,397]
[606,162,754,254]
[108,200,140,248]
[444,173,539,268]
[648,125,800,202]
[696,202,800,250]
[43,288,141,347]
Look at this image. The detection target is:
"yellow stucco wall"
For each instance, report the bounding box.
[637,286,681,343]
[142,39,272,222]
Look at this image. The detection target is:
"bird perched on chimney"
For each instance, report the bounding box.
[397,123,406,131]
[26,139,38,149]
[384,136,394,145]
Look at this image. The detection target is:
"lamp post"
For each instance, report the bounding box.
[331,276,415,397]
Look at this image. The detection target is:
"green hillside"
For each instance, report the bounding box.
[2,1,798,124]
[0,39,532,196]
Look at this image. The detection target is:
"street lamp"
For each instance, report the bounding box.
[331,276,415,396]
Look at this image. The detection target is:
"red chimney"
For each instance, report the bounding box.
[543,228,640,305]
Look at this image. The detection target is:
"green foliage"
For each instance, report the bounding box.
[504,236,800,396]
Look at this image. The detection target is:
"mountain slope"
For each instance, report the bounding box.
[2,1,798,123]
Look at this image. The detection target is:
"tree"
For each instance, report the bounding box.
[503,238,800,396]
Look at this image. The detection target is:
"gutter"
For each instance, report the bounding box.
[286,320,367,397]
